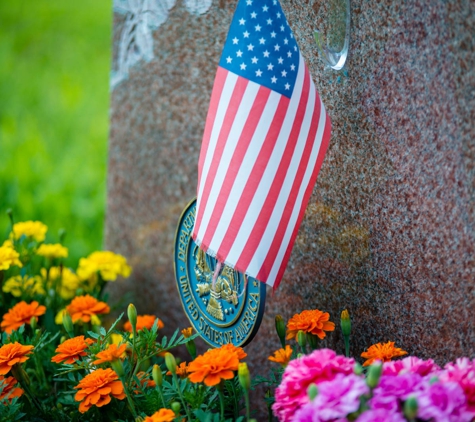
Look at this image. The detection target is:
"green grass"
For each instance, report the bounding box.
[0,0,112,266]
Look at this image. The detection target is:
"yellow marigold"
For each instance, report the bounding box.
[11,221,47,242]
[361,341,408,367]
[77,251,132,282]
[181,327,193,338]
[3,275,45,297]
[0,376,23,402]
[74,368,126,413]
[124,315,164,332]
[187,345,240,387]
[66,294,110,324]
[0,342,34,375]
[286,309,335,340]
[0,245,22,271]
[268,345,293,367]
[109,333,125,346]
[93,344,127,365]
[143,409,176,422]
[51,336,95,364]
[166,361,188,379]
[42,267,81,300]
[36,243,68,259]
[1,301,46,334]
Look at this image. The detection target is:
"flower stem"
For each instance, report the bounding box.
[343,335,350,357]
[173,374,192,421]
[119,375,138,419]
[218,382,225,421]
[244,387,250,421]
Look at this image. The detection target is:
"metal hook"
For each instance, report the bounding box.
[314,0,350,71]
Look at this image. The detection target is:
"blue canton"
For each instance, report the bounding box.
[219,0,300,98]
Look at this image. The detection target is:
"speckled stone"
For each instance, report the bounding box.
[106,0,475,399]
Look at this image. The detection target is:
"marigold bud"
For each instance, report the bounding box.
[403,396,418,420]
[238,362,251,391]
[171,401,181,414]
[275,315,286,348]
[367,362,383,389]
[306,333,319,350]
[62,311,74,338]
[111,359,125,378]
[186,339,197,360]
[297,330,307,349]
[307,383,318,401]
[354,362,363,375]
[152,364,163,387]
[165,353,177,375]
[29,316,37,331]
[340,309,351,337]
[127,303,137,334]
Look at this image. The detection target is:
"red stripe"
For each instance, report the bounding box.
[217,95,290,262]
[256,81,321,282]
[196,67,228,193]
[200,86,272,251]
[235,68,311,271]
[273,113,332,288]
[194,75,249,242]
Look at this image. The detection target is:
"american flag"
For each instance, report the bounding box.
[192,0,331,288]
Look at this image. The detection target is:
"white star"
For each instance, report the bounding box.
[271,31,276,38]
[274,44,280,51]
[290,33,294,38]
[236,50,243,57]
[271,76,277,83]
[277,57,283,64]
[281,70,287,77]
[285,83,290,90]
[262,5,269,11]
[290,64,296,71]
[246,0,252,4]
[239,18,246,25]
[232,37,239,44]
[243,31,250,38]
[247,43,254,51]
[280,25,285,31]
[226,56,232,63]
[255,24,261,31]
[287,51,292,57]
[267,63,274,70]
[284,38,289,45]
[276,12,281,18]
[256,69,263,77]
[259,37,266,44]
[267,18,273,25]
[251,56,258,64]
[250,11,257,18]
[240,63,247,70]
[294,45,297,51]
[273,0,277,4]
[263,50,270,57]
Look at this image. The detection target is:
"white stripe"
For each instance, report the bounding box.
[196,78,261,243]
[266,99,327,286]
[225,54,306,265]
[246,70,316,277]
[195,72,238,224]
[206,89,282,253]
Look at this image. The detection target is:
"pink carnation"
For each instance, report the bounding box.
[440,358,475,412]
[273,349,355,422]
[293,374,368,422]
[383,356,440,377]
[356,409,405,422]
[416,381,474,422]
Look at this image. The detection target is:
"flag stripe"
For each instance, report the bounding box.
[199,83,272,249]
[271,113,332,288]
[195,75,248,237]
[233,56,310,271]
[196,79,262,244]
[255,79,321,282]
[197,67,229,191]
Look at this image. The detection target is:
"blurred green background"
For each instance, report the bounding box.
[0,0,112,266]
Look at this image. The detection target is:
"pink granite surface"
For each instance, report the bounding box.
[106,0,475,399]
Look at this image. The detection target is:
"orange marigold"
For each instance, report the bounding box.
[0,342,34,375]
[123,314,164,332]
[51,336,94,364]
[93,344,127,365]
[286,309,335,340]
[74,368,126,413]
[268,345,293,367]
[66,294,110,323]
[133,371,156,393]
[361,341,408,367]
[1,301,46,334]
[187,345,240,387]
[166,361,188,379]
[0,376,23,402]
[221,343,247,360]
[143,409,176,422]
[181,327,193,338]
